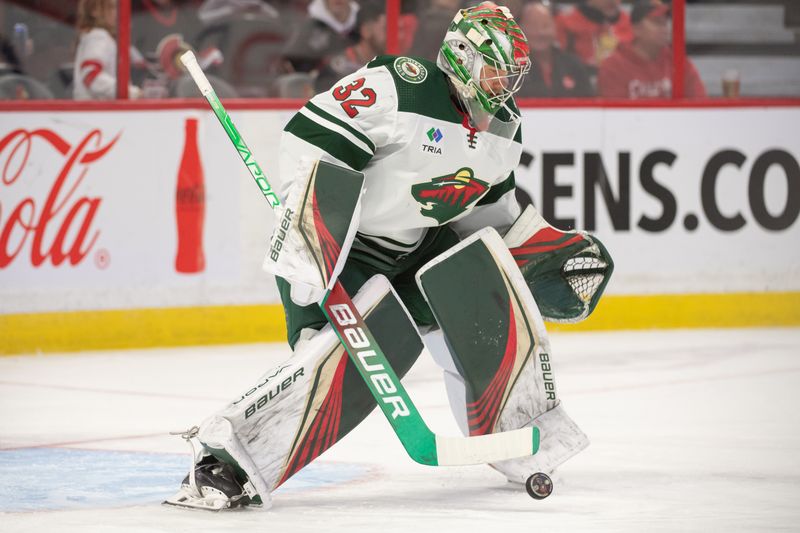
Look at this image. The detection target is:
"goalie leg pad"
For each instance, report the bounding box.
[263,158,365,305]
[416,228,586,475]
[426,352,588,475]
[417,228,557,436]
[491,402,588,483]
[504,205,614,323]
[193,275,425,504]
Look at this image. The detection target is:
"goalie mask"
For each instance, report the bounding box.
[437,2,531,138]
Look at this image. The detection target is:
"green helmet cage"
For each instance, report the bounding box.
[438,3,531,114]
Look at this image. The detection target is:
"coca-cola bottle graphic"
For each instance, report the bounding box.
[175,117,206,273]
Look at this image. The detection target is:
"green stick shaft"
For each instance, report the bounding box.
[181,52,280,209]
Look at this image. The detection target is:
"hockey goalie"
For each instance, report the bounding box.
[165,2,613,511]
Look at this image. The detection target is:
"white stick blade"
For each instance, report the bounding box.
[435,427,535,466]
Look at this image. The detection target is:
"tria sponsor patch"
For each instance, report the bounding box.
[422,127,444,154]
[426,127,443,143]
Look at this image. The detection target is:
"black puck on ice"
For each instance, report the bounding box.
[525,472,553,500]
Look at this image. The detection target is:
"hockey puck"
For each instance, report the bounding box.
[525,473,553,500]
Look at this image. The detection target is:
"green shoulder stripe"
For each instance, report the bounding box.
[477,172,515,206]
[284,112,372,171]
[305,102,376,153]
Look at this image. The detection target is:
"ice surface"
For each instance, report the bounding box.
[1,328,799,532]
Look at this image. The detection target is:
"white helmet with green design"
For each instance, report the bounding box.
[437,2,530,135]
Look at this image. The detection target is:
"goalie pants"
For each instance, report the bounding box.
[276,226,460,348]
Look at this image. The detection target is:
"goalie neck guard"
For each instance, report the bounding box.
[437,2,530,138]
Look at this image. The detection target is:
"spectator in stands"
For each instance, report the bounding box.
[315,3,385,92]
[408,0,460,62]
[0,33,23,74]
[598,0,706,98]
[555,0,632,72]
[131,0,202,57]
[281,0,360,73]
[503,0,524,20]
[518,1,593,98]
[197,0,280,25]
[74,0,141,99]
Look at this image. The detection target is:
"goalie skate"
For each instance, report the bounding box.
[163,455,263,512]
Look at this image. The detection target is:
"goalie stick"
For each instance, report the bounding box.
[179,51,540,466]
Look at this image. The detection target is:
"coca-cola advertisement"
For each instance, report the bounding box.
[0,111,282,316]
[0,127,113,271]
[2,106,796,323]
[175,117,206,274]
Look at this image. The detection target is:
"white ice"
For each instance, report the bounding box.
[1,328,799,532]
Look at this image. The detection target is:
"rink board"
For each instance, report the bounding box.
[1,292,799,354]
[0,106,798,353]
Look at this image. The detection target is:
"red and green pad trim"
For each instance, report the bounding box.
[417,229,538,436]
[298,160,364,288]
[277,278,426,485]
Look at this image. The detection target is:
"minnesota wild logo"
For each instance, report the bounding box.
[393,57,427,84]
[411,168,489,223]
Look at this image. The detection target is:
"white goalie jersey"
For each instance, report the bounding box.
[279,54,524,254]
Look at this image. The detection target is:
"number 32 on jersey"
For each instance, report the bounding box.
[332,78,376,118]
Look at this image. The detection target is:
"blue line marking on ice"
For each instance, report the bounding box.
[0,448,370,512]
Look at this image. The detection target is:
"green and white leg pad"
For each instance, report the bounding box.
[178,275,426,510]
[417,228,589,481]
